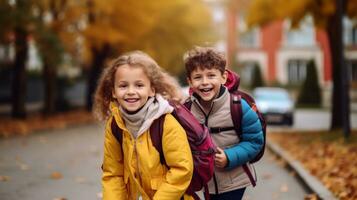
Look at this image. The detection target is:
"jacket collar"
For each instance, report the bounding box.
[191,86,229,116]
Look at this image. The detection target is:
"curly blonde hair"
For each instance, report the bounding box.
[93,51,183,120]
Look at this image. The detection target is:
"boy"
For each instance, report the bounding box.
[184,46,264,200]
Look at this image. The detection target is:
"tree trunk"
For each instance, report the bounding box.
[43,61,57,115]
[11,27,28,119]
[86,44,111,111]
[328,0,350,136]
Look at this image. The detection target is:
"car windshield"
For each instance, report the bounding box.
[255,90,290,101]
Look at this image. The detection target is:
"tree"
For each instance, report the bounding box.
[80,0,215,110]
[245,0,355,134]
[0,0,34,118]
[132,0,215,76]
[82,0,159,110]
[32,0,67,115]
[296,60,321,107]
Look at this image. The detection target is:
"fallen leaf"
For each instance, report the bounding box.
[53,197,67,200]
[304,194,318,200]
[51,172,63,180]
[19,164,29,171]
[0,175,10,181]
[261,173,272,180]
[280,183,288,192]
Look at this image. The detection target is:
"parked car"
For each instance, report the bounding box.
[252,87,294,126]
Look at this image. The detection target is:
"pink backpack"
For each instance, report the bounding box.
[111,100,216,200]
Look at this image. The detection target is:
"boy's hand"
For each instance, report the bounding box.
[215,147,228,168]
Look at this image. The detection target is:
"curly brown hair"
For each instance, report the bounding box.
[184,46,226,78]
[93,51,183,120]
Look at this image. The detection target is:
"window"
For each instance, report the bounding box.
[287,59,308,84]
[285,16,315,46]
[239,61,257,85]
[344,17,357,45]
[238,16,259,48]
[347,59,357,82]
[0,46,5,61]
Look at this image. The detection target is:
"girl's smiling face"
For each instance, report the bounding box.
[112,64,155,112]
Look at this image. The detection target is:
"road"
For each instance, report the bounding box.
[0,123,310,200]
[0,124,104,200]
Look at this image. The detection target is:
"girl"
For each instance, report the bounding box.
[93,51,194,200]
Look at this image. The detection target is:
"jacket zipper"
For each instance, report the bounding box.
[133,140,143,191]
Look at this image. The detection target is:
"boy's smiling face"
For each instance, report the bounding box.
[188,67,227,103]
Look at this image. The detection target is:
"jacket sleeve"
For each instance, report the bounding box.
[153,114,193,200]
[224,99,264,169]
[102,118,128,200]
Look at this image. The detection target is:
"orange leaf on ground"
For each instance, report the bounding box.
[53,198,67,200]
[0,175,10,181]
[269,131,357,199]
[0,110,94,137]
[304,194,318,200]
[50,172,63,180]
[280,183,288,192]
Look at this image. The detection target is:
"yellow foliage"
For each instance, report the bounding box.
[347,0,357,18]
[246,0,355,29]
[29,0,216,74]
[128,0,215,75]
[78,0,215,75]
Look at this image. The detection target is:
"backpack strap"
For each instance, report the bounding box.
[110,117,125,160]
[111,117,123,145]
[183,99,193,110]
[230,92,242,136]
[149,115,167,166]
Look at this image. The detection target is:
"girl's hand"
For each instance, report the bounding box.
[214,147,228,168]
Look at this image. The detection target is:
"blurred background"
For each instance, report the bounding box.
[0,0,356,130]
[0,0,357,199]
[0,0,356,128]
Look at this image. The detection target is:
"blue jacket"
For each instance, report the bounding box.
[224,98,264,168]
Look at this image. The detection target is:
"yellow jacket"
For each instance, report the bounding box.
[102,104,194,200]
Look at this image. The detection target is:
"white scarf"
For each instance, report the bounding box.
[119,94,173,138]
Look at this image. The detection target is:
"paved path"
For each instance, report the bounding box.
[0,124,309,200]
[244,150,308,200]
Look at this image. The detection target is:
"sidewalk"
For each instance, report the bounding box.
[0,123,315,200]
[244,149,308,200]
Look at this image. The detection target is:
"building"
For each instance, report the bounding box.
[207,1,357,107]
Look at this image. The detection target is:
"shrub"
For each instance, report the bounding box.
[297,60,321,107]
[250,63,265,89]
